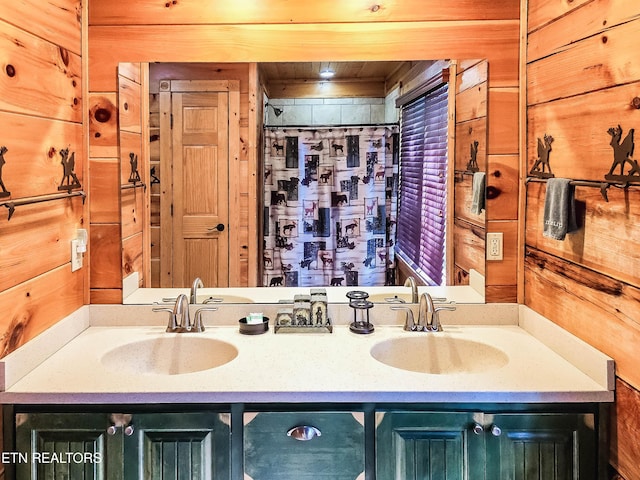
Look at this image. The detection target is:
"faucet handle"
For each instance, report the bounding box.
[390,306,416,331]
[192,307,218,332]
[428,305,457,332]
[153,306,179,332]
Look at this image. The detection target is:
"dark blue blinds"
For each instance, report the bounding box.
[396,83,449,285]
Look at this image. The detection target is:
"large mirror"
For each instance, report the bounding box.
[121,60,488,304]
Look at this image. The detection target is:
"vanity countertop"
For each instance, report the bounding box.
[0,304,613,405]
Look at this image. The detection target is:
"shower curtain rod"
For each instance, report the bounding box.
[264,122,398,129]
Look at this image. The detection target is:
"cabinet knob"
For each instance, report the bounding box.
[286,425,322,441]
[490,425,502,437]
[124,425,135,436]
[472,423,484,435]
[208,223,225,232]
[106,425,118,436]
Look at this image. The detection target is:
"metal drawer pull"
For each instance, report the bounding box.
[490,425,502,437]
[472,423,484,435]
[124,425,135,436]
[286,425,322,441]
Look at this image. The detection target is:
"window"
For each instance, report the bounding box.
[396,83,449,285]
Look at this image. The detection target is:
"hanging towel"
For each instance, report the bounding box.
[470,172,486,215]
[543,178,578,240]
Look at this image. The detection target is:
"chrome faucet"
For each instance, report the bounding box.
[403,276,418,303]
[174,294,191,331]
[190,277,204,304]
[416,293,456,332]
[153,293,216,332]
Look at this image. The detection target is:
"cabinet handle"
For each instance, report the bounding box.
[472,423,484,435]
[490,425,502,437]
[286,425,322,441]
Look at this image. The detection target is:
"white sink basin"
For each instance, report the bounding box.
[367,293,414,303]
[370,336,509,375]
[198,294,254,304]
[101,336,238,375]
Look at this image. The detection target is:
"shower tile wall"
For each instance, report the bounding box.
[266,98,387,125]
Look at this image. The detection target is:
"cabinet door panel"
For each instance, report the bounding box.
[485,413,596,480]
[376,411,485,480]
[243,411,365,480]
[123,412,230,480]
[14,412,121,480]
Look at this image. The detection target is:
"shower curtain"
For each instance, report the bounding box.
[263,125,399,287]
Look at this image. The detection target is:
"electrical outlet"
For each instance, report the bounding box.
[71,239,83,271]
[486,232,503,261]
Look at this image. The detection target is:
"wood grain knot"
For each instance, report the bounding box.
[632,97,640,109]
[5,64,15,77]
[94,108,111,123]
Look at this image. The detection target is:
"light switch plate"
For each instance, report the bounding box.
[71,239,82,271]
[486,232,503,261]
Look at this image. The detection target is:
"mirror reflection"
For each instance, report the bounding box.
[123,60,488,303]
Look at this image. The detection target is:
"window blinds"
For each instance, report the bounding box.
[396,83,448,285]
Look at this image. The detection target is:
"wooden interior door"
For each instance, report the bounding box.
[161,80,238,288]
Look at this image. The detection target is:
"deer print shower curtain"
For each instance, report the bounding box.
[263,125,399,287]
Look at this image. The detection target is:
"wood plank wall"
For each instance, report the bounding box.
[525,1,640,478]
[119,65,149,291]
[87,0,520,295]
[0,0,86,353]
[453,60,488,288]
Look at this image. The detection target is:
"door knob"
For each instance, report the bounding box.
[287,425,322,441]
[472,423,484,435]
[208,224,225,232]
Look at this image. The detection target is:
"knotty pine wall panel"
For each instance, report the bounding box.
[0,113,83,198]
[0,265,83,357]
[0,0,85,358]
[526,1,640,478]
[0,0,81,54]
[88,94,118,158]
[89,0,520,25]
[0,20,82,123]
[453,61,487,286]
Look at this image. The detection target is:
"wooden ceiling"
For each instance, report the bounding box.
[260,61,407,82]
[260,61,416,98]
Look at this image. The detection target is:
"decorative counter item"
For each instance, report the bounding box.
[347,291,375,334]
[274,288,332,333]
[239,316,270,335]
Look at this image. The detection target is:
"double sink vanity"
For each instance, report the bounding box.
[0,285,614,479]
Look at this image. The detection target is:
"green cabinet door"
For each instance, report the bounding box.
[243,411,365,480]
[14,412,122,480]
[376,411,485,480]
[485,413,597,480]
[123,411,231,480]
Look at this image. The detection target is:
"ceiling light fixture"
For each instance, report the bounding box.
[319,69,335,79]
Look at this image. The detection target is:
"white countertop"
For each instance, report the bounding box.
[0,304,613,405]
